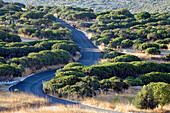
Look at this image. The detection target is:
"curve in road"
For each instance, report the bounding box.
[10,18,119,113]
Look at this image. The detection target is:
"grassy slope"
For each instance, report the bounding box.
[0,91,100,113]
[0,91,48,112]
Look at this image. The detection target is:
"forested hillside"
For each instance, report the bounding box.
[4,0,170,13]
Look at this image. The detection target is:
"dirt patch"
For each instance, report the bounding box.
[18,34,39,42]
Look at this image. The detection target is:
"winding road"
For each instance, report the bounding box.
[10,18,119,113]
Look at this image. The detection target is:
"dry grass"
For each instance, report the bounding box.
[3,105,100,113]
[18,34,39,40]
[0,91,49,112]
[80,88,170,113]
[118,48,170,63]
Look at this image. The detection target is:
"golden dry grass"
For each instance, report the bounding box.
[118,48,170,63]
[3,105,100,113]
[18,34,39,40]
[80,88,170,113]
[0,91,49,112]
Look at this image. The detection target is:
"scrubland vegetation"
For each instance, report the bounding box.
[4,0,170,13]
[0,0,169,112]
[0,1,81,81]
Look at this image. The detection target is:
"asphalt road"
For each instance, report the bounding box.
[10,18,119,113]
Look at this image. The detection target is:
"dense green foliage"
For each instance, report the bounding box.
[0,2,169,108]
[109,54,141,62]
[145,47,161,55]
[0,40,80,59]
[84,9,169,55]
[0,56,6,63]
[147,82,170,108]
[133,82,170,109]
[53,6,96,21]
[103,48,141,62]
[0,57,24,81]
[52,42,80,56]
[0,29,21,42]
[138,72,170,85]
[133,84,158,109]
[44,61,170,98]
[9,49,70,69]
[18,27,73,40]
[103,50,125,59]
[163,53,170,60]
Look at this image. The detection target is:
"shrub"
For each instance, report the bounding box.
[0,30,21,42]
[139,43,159,51]
[163,53,170,60]
[104,51,125,59]
[108,37,124,48]
[130,61,166,74]
[138,72,170,85]
[0,57,6,63]
[120,39,133,48]
[64,62,84,69]
[52,43,80,56]
[109,77,125,92]
[135,11,151,20]
[147,33,157,40]
[125,77,143,86]
[159,44,168,49]
[147,82,170,108]
[0,64,22,77]
[133,85,158,109]
[111,54,141,62]
[145,47,161,55]
[155,39,169,44]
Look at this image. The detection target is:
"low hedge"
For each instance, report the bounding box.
[108,54,141,62]
[145,47,161,55]
[138,72,170,85]
[163,53,170,60]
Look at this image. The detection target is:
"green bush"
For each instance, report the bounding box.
[135,11,151,20]
[44,60,170,99]
[0,64,23,78]
[0,30,21,42]
[130,61,168,74]
[63,62,84,69]
[52,43,80,56]
[133,85,158,109]
[155,38,170,44]
[147,82,170,108]
[104,51,125,59]
[120,39,133,48]
[139,43,159,51]
[163,53,170,60]
[145,47,161,55]
[138,72,170,85]
[107,37,124,48]
[9,49,70,70]
[0,57,6,63]
[110,54,141,62]
[125,77,143,86]
[159,44,168,49]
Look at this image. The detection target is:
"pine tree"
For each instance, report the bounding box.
[133,85,158,109]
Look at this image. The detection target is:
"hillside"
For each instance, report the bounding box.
[4,0,170,13]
